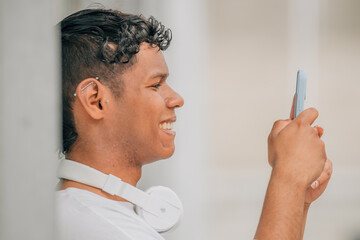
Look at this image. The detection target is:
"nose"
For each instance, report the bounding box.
[166,87,184,109]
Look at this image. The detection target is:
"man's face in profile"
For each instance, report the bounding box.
[105,43,184,165]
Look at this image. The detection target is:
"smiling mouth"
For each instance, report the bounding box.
[159,121,176,135]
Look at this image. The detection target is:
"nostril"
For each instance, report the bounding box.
[165,94,184,109]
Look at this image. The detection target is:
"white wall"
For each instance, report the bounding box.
[0,0,60,239]
[208,0,360,239]
[4,1,356,240]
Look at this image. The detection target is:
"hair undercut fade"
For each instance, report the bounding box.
[61,8,172,154]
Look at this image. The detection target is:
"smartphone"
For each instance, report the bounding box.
[294,70,307,118]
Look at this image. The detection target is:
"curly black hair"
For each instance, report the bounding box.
[61,8,172,154]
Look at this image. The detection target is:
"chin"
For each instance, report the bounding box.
[161,147,175,159]
[145,146,175,165]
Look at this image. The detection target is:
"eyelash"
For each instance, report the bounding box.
[151,83,161,89]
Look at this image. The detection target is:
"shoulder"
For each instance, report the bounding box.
[56,188,164,240]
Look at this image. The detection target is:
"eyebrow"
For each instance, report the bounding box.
[149,72,169,80]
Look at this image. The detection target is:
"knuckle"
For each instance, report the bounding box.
[273,120,282,127]
[267,134,272,143]
[320,140,325,148]
[327,160,334,174]
[284,119,292,125]
[329,159,333,168]
[271,120,284,133]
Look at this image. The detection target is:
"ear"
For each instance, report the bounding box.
[74,78,106,120]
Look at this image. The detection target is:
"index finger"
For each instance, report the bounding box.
[295,107,319,126]
[290,94,295,120]
[270,119,292,138]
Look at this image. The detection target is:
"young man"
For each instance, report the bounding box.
[57,8,332,240]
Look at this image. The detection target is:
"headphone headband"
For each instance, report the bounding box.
[57,159,183,233]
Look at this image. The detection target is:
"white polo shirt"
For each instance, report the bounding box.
[56,188,165,240]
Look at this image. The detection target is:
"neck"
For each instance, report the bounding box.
[60,146,142,202]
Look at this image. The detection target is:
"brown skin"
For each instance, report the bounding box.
[61,43,184,201]
[61,42,332,237]
[255,97,333,239]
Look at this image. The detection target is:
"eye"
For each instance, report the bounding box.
[151,82,161,89]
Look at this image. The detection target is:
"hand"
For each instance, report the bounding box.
[290,94,331,198]
[305,158,333,206]
[268,96,327,186]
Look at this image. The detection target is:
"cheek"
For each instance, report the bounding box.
[142,93,166,120]
[122,90,167,144]
[135,93,165,136]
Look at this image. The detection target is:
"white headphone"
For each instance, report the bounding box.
[57,159,183,233]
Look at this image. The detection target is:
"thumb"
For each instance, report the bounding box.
[294,107,319,126]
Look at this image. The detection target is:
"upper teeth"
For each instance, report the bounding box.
[160,122,173,130]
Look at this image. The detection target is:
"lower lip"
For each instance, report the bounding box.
[161,129,176,136]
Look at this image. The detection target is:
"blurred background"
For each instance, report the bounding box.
[1,0,359,239]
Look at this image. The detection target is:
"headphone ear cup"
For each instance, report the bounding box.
[135,186,183,233]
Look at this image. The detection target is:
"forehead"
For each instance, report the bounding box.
[122,43,169,82]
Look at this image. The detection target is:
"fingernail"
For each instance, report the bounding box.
[311,180,318,189]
